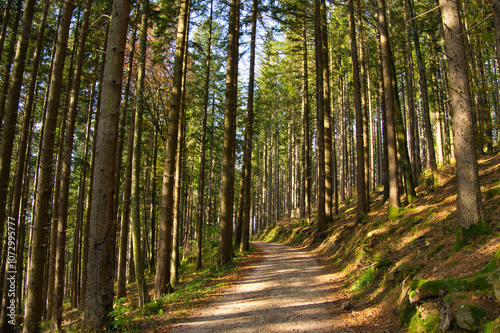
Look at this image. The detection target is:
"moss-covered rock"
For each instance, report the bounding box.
[408,305,441,333]
[455,304,487,331]
[409,280,449,304]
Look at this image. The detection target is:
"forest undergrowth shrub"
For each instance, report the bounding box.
[109,297,138,332]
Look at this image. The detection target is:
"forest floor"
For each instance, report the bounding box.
[58,152,500,332]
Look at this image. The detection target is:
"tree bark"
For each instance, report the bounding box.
[314,0,326,232]
[155,0,190,298]
[349,0,368,221]
[320,0,333,226]
[439,0,484,229]
[240,0,258,253]
[301,20,311,222]
[23,1,74,331]
[131,0,149,308]
[83,0,130,328]
[377,0,400,218]
[116,29,137,300]
[218,0,240,266]
[0,0,36,277]
[196,0,213,269]
[52,0,92,326]
[407,0,437,175]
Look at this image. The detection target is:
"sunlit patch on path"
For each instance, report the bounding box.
[170,242,342,332]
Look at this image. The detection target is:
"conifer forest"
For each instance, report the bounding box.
[0,0,500,331]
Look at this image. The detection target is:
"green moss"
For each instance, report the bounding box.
[401,299,417,325]
[423,313,441,331]
[407,310,440,332]
[483,320,500,333]
[388,205,400,221]
[465,304,487,327]
[481,246,500,274]
[485,187,500,200]
[455,219,491,252]
[468,276,493,291]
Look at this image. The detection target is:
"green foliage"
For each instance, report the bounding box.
[109,298,138,332]
[352,266,376,293]
[483,319,500,333]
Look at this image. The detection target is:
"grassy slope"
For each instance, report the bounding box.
[255,153,500,332]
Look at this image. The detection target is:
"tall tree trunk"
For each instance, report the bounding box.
[0,1,47,329]
[349,0,368,221]
[0,0,22,128]
[301,20,311,222]
[314,0,326,232]
[0,0,13,66]
[218,0,240,266]
[320,0,333,226]
[403,0,420,183]
[172,19,190,286]
[196,0,213,269]
[377,0,400,218]
[131,0,149,308]
[52,0,92,326]
[83,0,130,328]
[23,2,74,332]
[240,0,258,253]
[439,0,484,231]
[116,28,137,300]
[0,0,36,279]
[407,0,437,176]
[356,0,370,209]
[155,0,190,298]
[494,0,500,96]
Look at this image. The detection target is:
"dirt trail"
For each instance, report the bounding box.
[169,241,342,332]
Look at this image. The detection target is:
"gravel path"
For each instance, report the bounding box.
[170,241,339,332]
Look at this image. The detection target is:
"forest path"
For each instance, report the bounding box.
[169,241,346,332]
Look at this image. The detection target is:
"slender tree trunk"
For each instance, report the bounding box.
[0,2,47,329]
[404,0,419,183]
[172,19,190,286]
[494,0,500,99]
[314,0,326,232]
[302,20,311,222]
[218,0,240,266]
[407,0,437,175]
[377,0,400,218]
[240,0,258,253]
[23,2,74,331]
[196,0,213,269]
[155,0,190,298]
[116,29,137,300]
[0,0,13,66]
[0,1,22,128]
[84,0,130,328]
[0,0,36,279]
[131,0,149,308]
[320,0,332,226]
[349,0,368,221]
[439,0,484,230]
[52,0,92,326]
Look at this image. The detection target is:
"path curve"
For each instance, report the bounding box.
[170,241,340,332]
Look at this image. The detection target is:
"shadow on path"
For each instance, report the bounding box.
[170,242,344,332]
